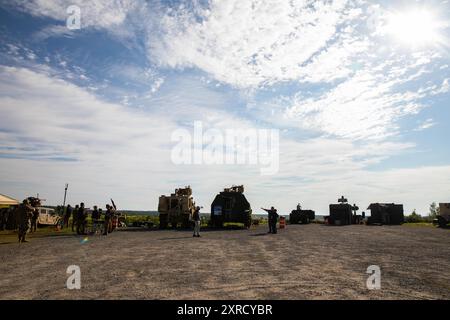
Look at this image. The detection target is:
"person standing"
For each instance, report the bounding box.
[17,199,33,243]
[193,206,201,237]
[30,208,39,233]
[262,207,279,234]
[72,204,79,232]
[76,203,87,235]
[103,204,112,236]
[91,206,99,234]
[63,205,72,229]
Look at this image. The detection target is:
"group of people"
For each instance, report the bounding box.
[0,198,41,243]
[0,207,16,231]
[262,206,279,234]
[62,203,118,236]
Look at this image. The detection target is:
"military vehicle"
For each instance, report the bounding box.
[289,204,315,224]
[437,203,450,228]
[158,186,196,229]
[210,185,252,228]
[36,207,61,226]
[325,196,361,226]
[367,203,404,225]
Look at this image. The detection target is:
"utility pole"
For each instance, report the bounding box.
[63,183,69,207]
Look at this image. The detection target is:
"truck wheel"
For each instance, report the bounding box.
[437,216,448,228]
[159,215,168,229]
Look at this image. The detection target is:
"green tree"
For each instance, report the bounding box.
[405,209,424,223]
[429,202,440,219]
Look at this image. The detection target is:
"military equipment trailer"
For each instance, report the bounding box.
[367,203,404,225]
[325,196,361,226]
[437,203,450,228]
[158,186,196,229]
[289,205,315,224]
[210,185,252,228]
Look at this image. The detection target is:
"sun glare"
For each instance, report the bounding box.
[386,9,442,47]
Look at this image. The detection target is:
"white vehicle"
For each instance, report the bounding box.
[37,207,61,226]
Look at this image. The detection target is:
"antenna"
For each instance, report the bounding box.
[63,183,69,207]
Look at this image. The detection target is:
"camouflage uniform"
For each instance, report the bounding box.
[30,208,39,233]
[103,206,112,235]
[72,205,79,232]
[17,202,33,243]
[76,204,87,235]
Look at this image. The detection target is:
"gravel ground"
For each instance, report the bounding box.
[0,224,449,300]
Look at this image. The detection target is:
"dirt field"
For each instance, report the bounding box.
[0,224,449,300]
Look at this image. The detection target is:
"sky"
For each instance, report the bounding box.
[0,0,449,215]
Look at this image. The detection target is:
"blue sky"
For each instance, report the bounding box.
[0,0,449,215]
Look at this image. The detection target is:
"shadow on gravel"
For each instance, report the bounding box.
[250,232,271,237]
[157,236,196,240]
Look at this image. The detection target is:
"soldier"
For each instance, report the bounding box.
[6,206,16,230]
[91,205,99,234]
[72,204,79,232]
[262,207,279,234]
[63,204,72,229]
[17,199,33,243]
[0,208,7,231]
[103,204,112,236]
[76,203,87,235]
[193,206,201,237]
[30,207,39,233]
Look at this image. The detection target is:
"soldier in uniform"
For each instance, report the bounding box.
[30,207,39,233]
[63,204,72,229]
[193,206,201,237]
[17,199,33,243]
[91,206,100,234]
[6,206,17,230]
[103,204,112,236]
[262,207,279,234]
[76,203,87,235]
[72,204,79,232]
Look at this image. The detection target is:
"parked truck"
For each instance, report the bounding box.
[210,185,252,228]
[158,186,196,229]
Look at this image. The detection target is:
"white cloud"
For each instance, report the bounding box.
[414,118,436,131]
[148,0,363,88]
[2,65,443,215]
[12,0,136,28]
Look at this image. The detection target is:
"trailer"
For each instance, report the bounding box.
[436,203,450,228]
[289,204,315,224]
[367,203,404,225]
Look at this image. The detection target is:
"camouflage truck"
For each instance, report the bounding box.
[289,204,315,224]
[210,185,252,228]
[367,203,404,225]
[326,196,361,226]
[158,186,195,229]
[437,203,450,228]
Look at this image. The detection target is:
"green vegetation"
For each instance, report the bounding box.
[404,203,441,224]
